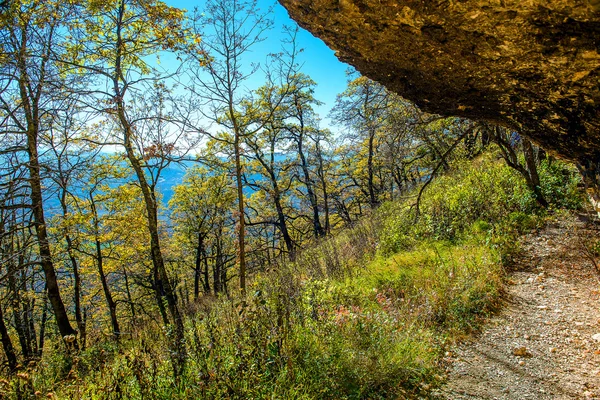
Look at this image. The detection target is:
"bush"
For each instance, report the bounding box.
[538,159,583,210]
[379,153,582,252]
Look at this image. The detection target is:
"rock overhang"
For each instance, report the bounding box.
[279,0,600,165]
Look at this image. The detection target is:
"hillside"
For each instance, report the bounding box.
[1,152,586,399]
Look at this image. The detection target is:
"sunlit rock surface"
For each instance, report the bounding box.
[280,0,600,189]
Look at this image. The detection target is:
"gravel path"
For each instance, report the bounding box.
[435,212,600,399]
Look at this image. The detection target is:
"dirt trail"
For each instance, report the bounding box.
[435,212,600,399]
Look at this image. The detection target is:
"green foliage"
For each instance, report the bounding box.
[418,155,535,240]
[538,159,583,209]
[1,0,588,397]
[379,153,581,255]
[28,242,500,399]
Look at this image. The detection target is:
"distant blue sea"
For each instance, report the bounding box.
[41,157,267,216]
[40,161,191,216]
[155,162,190,202]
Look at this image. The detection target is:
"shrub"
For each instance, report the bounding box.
[538,159,583,209]
[379,153,581,252]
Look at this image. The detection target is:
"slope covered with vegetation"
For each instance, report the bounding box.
[5,152,581,399]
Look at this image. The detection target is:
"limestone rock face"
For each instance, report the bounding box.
[279,0,600,168]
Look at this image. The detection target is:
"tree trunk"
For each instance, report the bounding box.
[315,142,331,235]
[60,183,86,348]
[274,197,295,260]
[25,281,38,356]
[96,238,120,339]
[123,267,137,323]
[115,97,185,375]
[491,126,548,208]
[24,110,77,348]
[90,197,120,339]
[367,128,378,208]
[38,290,48,357]
[213,231,223,295]
[268,174,294,260]
[297,136,325,238]
[9,269,30,359]
[26,132,77,342]
[66,235,85,349]
[194,233,211,297]
[194,235,201,299]
[0,305,17,372]
[251,138,296,259]
[522,138,548,208]
[14,0,77,347]
[233,131,247,294]
[112,0,186,373]
[203,246,210,295]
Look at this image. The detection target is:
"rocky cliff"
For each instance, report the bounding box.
[279,0,600,198]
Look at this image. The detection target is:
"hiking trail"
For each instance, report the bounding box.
[435,212,600,399]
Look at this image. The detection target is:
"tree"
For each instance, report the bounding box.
[170,165,236,297]
[185,0,272,294]
[244,84,297,259]
[185,0,299,293]
[0,152,29,368]
[44,97,97,350]
[282,74,329,238]
[72,157,127,340]
[485,124,548,208]
[95,177,153,331]
[331,76,391,209]
[67,0,192,376]
[0,0,79,344]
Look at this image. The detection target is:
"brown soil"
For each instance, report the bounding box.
[434,212,600,399]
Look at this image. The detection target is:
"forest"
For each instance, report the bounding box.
[0,0,588,398]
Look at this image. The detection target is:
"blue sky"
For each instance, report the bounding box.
[166,0,351,129]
